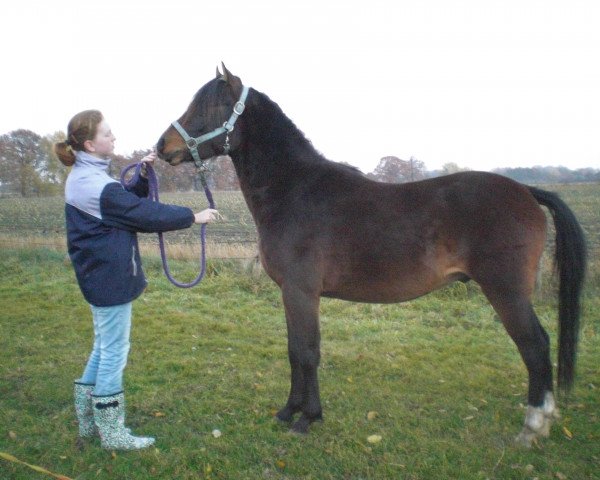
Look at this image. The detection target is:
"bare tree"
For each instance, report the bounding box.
[368,156,426,183]
[207,156,240,190]
[441,162,471,175]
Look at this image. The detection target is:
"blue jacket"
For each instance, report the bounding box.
[65,152,195,306]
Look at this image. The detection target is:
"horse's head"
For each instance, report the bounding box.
[156,64,247,166]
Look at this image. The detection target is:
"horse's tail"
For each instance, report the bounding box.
[528,186,587,393]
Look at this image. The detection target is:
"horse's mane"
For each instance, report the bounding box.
[247,88,365,178]
[191,78,364,179]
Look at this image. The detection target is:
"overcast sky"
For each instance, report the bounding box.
[2,0,599,173]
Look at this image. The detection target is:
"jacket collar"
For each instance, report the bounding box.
[74,151,111,173]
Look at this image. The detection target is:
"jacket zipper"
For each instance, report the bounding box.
[131,246,138,276]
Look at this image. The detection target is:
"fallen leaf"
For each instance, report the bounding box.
[367,411,378,421]
[367,434,382,444]
[152,411,166,418]
[555,473,567,480]
[562,426,573,439]
[276,459,286,469]
[8,431,17,440]
[212,429,222,438]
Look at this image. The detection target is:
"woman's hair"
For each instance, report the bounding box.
[54,110,104,166]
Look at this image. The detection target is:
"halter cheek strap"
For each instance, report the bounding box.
[171,85,250,167]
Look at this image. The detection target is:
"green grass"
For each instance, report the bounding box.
[0,248,599,480]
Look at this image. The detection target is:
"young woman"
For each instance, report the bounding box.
[55,110,217,450]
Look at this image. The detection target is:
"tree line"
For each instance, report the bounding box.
[0,129,241,196]
[1,129,598,197]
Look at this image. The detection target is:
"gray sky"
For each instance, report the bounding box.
[2,0,599,173]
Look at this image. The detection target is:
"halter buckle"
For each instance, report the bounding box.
[233,101,245,115]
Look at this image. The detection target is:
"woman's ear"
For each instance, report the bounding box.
[83,139,95,153]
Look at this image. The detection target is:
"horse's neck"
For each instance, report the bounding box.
[230,92,324,218]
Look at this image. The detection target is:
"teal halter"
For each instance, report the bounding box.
[171,85,250,168]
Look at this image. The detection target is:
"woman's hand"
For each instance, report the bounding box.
[194,208,220,224]
[141,151,157,165]
[140,151,157,177]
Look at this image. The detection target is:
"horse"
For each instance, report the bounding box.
[156,65,586,447]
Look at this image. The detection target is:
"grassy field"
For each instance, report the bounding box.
[0,191,258,259]
[0,183,598,260]
[0,183,599,479]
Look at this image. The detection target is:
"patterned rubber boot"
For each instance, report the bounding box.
[92,392,155,450]
[74,382,97,438]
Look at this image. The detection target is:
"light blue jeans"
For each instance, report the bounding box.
[78,302,132,396]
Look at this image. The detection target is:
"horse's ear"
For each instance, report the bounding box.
[220,62,242,88]
[216,66,222,79]
[221,62,230,82]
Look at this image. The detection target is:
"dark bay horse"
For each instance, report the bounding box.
[156,66,586,446]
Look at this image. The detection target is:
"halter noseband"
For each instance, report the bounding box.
[171,85,250,168]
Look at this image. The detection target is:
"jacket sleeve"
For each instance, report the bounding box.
[125,173,149,198]
[99,182,195,233]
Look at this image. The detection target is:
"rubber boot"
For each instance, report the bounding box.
[74,382,97,438]
[92,392,155,450]
[74,383,131,439]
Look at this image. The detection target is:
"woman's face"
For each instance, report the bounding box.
[85,120,116,158]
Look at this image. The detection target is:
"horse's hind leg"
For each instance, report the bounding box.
[276,286,322,434]
[480,286,558,447]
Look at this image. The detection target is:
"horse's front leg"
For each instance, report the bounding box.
[275,286,322,434]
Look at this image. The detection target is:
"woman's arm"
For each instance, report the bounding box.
[100,183,195,233]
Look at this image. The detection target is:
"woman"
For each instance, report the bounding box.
[55,110,217,450]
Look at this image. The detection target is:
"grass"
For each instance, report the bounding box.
[0,247,599,480]
[1,183,599,478]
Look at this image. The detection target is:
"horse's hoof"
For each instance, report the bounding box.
[275,407,294,423]
[516,396,557,447]
[290,419,310,435]
[515,428,536,448]
[289,412,323,435]
[515,423,548,448]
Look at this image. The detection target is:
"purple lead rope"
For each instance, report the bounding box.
[120,162,214,288]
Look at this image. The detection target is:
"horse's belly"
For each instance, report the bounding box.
[322,271,450,304]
